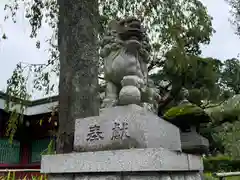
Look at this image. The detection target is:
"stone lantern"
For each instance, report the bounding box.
[164,100,210,155]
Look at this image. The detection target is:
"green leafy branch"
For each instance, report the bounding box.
[5,63,30,143]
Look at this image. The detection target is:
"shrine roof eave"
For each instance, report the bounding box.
[0,91,58,116]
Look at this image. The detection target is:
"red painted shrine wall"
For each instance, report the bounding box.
[0,110,57,170]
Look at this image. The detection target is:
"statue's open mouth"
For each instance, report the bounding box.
[118,18,143,42]
[119,19,143,54]
[119,28,143,41]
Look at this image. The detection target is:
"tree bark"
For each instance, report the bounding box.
[57,0,100,153]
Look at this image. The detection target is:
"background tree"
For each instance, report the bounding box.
[3,0,221,154]
[220,58,240,94]
[226,0,240,36]
[150,54,240,157]
[3,0,214,100]
[202,58,240,158]
[3,0,240,165]
[151,55,222,115]
[205,94,240,158]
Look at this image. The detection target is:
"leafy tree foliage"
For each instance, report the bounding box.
[9,0,240,156]
[203,58,240,157]
[2,0,215,142]
[151,55,240,156]
[205,94,240,158]
[3,0,214,100]
[226,0,240,36]
[151,55,222,115]
[220,58,240,94]
[205,1,240,157]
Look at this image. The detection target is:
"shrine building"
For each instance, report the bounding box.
[0,91,58,178]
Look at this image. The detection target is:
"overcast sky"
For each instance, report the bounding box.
[0,0,240,99]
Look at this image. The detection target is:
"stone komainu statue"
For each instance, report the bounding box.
[100,17,160,111]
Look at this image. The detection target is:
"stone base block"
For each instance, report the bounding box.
[74,105,181,152]
[41,148,203,173]
[48,172,202,180]
[181,132,209,154]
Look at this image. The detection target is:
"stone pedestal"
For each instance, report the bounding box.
[48,173,202,180]
[41,148,203,180]
[163,103,210,155]
[181,131,209,154]
[41,105,204,180]
[74,105,181,152]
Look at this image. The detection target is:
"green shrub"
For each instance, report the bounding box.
[0,172,47,180]
[204,155,240,172]
[204,173,218,180]
[204,173,240,180]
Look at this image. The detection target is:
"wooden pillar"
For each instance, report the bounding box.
[20,143,30,165]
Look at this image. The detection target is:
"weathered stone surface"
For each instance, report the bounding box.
[181,131,209,154]
[187,154,204,171]
[100,17,158,108]
[75,175,120,180]
[74,105,181,152]
[121,75,144,88]
[170,174,185,180]
[48,173,202,180]
[125,173,163,180]
[159,175,172,180]
[184,173,201,180]
[119,85,141,105]
[48,174,74,180]
[41,148,202,174]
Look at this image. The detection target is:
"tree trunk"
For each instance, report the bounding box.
[57,0,100,154]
